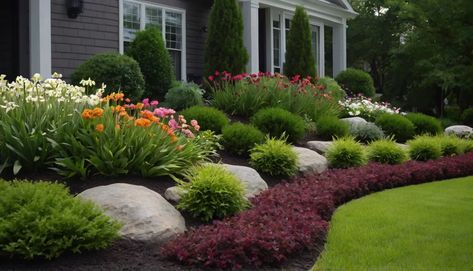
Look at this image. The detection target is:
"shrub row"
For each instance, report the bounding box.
[162,152,473,269]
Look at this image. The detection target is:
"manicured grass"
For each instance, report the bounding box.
[313,176,473,271]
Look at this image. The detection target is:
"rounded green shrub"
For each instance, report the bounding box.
[335,68,376,97]
[375,114,415,143]
[177,164,249,222]
[436,135,464,156]
[348,122,385,143]
[406,113,442,135]
[407,136,442,161]
[316,77,346,101]
[222,123,265,156]
[316,116,349,140]
[461,108,473,127]
[164,82,204,111]
[367,139,407,165]
[0,180,120,260]
[71,53,144,100]
[249,137,298,177]
[251,107,306,143]
[126,27,174,99]
[325,137,367,169]
[180,106,229,133]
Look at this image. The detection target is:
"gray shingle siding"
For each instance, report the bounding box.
[51,0,211,81]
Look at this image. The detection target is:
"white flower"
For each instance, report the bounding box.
[32,73,42,82]
[80,78,96,87]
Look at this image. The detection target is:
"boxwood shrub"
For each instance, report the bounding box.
[251,107,305,143]
[249,137,298,177]
[375,114,415,143]
[222,123,265,156]
[164,82,204,111]
[406,113,442,135]
[325,137,367,169]
[335,68,375,97]
[315,116,349,141]
[180,106,229,134]
[0,180,121,260]
[367,139,407,165]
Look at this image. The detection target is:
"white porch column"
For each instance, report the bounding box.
[332,18,347,77]
[241,0,259,73]
[30,0,52,77]
[319,23,325,77]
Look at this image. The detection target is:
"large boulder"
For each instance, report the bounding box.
[445,125,473,137]
[292,146,328,175]
[306,141,333,154]
[223,164,269,198]
[340,117,368,126]
[78,183,186,243]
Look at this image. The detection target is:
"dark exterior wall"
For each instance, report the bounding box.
[0,0,19,78]
[51,0,211,81]
[51,0,120,79]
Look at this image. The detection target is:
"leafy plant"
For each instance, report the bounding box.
[251,107,306,143]
[326,137,367,169]
[0,180,121,260]
[164,82,204,111]
[126,27,174,99]
[406,113,442,135]
[177,164,249,222]
[436,135,464,156]
[249,137,298,177]
[315,116,349,140]
[71,53,144,100]
[348,122,385,143]
[335,68,376,97]
[375,114,415,143]
[367,139,407,164]
[180,106,229,134]
[222,123,265,156]
[407,136,442,161]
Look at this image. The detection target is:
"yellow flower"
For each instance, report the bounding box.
[95,124,104,133]
[134,118,152,127]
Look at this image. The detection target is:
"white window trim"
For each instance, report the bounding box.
[119,0,187,81]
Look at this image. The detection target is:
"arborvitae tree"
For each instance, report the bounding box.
[204,0,248,76]
[126,27,174,99]
[284,6,316,79]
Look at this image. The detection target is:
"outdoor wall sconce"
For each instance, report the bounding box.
[66,0,83,19]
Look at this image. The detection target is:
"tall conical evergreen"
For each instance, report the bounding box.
[204,0,248,76]
[284,6,316,79]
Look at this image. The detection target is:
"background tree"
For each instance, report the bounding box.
[204,0,248,76]
[284,6,316,79]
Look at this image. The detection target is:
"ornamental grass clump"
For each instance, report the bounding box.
[315,115,349,141]
[367,139,407,165]
[0,180,121,260]
[222,123,265,156]
[177,164,249,222]
[249,137,298,177]
[406,113,442,135]
[436,135,464,156]
[180,106,229,133]
[251,107,306,143]
[407,136,442,161]
[326,137,367,169]
[375,114,415,143]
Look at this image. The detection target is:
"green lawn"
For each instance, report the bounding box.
[313,176,473,271]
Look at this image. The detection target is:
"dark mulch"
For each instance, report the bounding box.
[0,150,319,271]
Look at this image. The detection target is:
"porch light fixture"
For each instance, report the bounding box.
[66,0,83,19]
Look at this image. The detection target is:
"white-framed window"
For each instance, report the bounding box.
[272,16,281,73]
[121,0,186,80]
[311,25,320,74]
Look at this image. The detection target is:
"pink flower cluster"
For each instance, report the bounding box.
[168,115,200,138]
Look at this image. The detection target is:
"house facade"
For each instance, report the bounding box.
[1,0,356,82]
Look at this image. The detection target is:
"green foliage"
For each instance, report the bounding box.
[284,6,316,78]
[211,75,341,121]
[0,180,120,260]
[367,139,407,165]
[126,27,174,99]
[315,116,349,141]
[164,82,204,111]
[440,118,458,129]
[177,164,249,222]
[406,113,442,135]
[325,137,368,169]
[335,68,376,97]
[204,0,248,76]
[407,136,442,161]
[222,123,265,156]
[71,53,144,100]
[180,106,229,134]
[249,137,298,177]
[461,139,473,153]
[436,135,464,156]
[444,107,462,121]
[349,122,385,143]
[375,114,415,143]
[461,108,473,127]
[251,108,306,143]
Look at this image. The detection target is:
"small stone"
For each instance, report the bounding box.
[292,146,328,175]
[223,164,269,198]
[445,125,473,137]
[306,141,333,154]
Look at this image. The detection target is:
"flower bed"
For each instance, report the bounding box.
[163,152,473,269]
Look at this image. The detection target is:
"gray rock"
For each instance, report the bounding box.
[306,141,333,154]
[164,186,186,202]
[445,125,473,137]
[223,164,269,198]
[78,183,186,243]
[341,117,368,126]
[292,146,328,175]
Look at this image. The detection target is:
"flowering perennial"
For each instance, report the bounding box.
[340,95,402,121]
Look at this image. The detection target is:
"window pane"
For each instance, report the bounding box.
[273,29,280,67]
[145,7,162,29]
[312,31,317,64]
[169,50,182,80]
[165,11,182,50]
[123,1,140,41]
